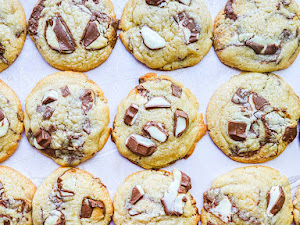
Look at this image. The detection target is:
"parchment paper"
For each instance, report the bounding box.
[2,0,300,224]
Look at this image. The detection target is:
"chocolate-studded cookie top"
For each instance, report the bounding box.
[28,0,117,72]
[207,72,300,164]
[201,166,293,225]
[119,0,212,70]
[214,0,300,72]
[112,73,206,169]
[32,167,113,225]
[113,169,200,225]
[24,72,110,166]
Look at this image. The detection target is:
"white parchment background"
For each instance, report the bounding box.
[2,0,300,224]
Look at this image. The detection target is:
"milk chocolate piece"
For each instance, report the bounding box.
[49,124,57,133]
[136,85,149,97]
[130,186,144,205]
[45,14,76,53]
[80,198,105,218]
[34,128,51,148]
[282,126,297,142]
[0,110,5,122]
[60,85,70,97]
[228,121,247,141]
[245,41,279,55]
[231,88,250,105]
[267,186,285,216]
[145,96,171,109]
[83,118,91,134]
[225,0,237,21]
[42,90,58,105]
[174,110,189,137]
[143,121,169,142]
[178,172,191,194]
[171,83,182,98]
[252,94,269,110]
[124,104,139,126]
[146,0,165,6]
[126,134,156,156]
[28,0,46,38]
[43,107,55,120]
[0,43,7,64]
[80,89,94,113]
[174,12,201,44]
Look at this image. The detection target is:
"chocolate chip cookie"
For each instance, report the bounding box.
[214,0,300,72]
[119,0,212,70]
[32,167,113,225]
[112,73,207,169]
[207,72,300,163]
[28,0,117,72]
[0,166,36,224]
[294,185,300,225]
[24,71,110,166]
[0,80,23,163]
[0,0,26,72]
[201,166,293,225]
[113,169,200,225]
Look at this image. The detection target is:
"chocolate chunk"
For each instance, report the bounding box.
[231,88,251,105]
[81,20,100,49]
[28,0,46,38]
[80,89,94,113]
[136,85,149,97]
[145,96,171,109]
[245,41,279,55]
[282,126,297,142]
[60,85,70,97]
[42,90,58,105]
[141,25,166,50]
[45,14,76,53]
[0,43,7,64]
[68,134,84,149]
[130,185,145,205]
[264,44,279,55]
[143,121,169,142]
[267,186,285,216]
[0,110,5,122]
[171,83,182,98]
[4,220,10,225]
[252,94,269,110]
[245,40,264,54]
[43,106,55,120]
[49,124,57,133]
[124,104,139,126]
[225,0,237,21]
[34,128,51,148]
[174,110,189,137]
[146,0,165,6]
[80,198,105,218]
[174,12,201,44]
[176,0,191,5]
[228,121,247,141]
[126,134,156,156]
[83,118,91,134]
[178,172,191,194]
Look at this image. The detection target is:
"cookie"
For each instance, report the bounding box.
[32,167,113,225]
[201,166,293,225]
[113,169,200,225]
[0,0,27,72]
[207,72,300,163]
[0,165,36,225]
[28,0,117,72]
[119,0,212,70]
[112,73,207,169]
[213,0,300,72]
[0,80,23,163]
[24,71,110,166]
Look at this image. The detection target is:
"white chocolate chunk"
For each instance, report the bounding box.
[0,117,9,138]
[141,25,166,50]
[209,196,233,223]
[175,117,187,137]
[42,90,59,104]
[145,124,168,142]
[126,134,155,147]
[145,97,171,109]
[161,169,187,215]
[44,210,63,225]
[267,185,285,216]
[33,138,45,150]
[46,23,60,51]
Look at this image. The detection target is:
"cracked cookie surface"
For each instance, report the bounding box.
[28,0,117,72]
[214,0,300,72]
[0,166,36,225]
[0,0,26,72]
[112,73,206,169]
[32,167,113,225]
[207,72,300,163]
[119,0,212,70]
[113,169,200,225]
[0,80,23,163]
[24,71,110,166]
[201,166,293,225]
